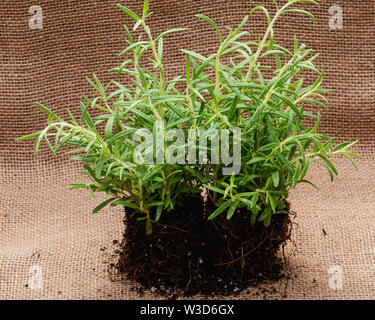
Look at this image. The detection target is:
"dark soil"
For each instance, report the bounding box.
[116,195,292,297]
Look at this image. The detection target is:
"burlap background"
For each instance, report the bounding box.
[0,0,374,299]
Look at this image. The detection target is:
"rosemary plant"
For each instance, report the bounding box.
[17,0,358,233]
[189,0,359,226]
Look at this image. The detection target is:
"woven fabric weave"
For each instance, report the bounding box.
[0,0,374,299]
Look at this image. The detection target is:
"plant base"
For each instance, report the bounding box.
[116,197,292,297]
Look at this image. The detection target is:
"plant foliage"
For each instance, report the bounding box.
[17,0,358,233]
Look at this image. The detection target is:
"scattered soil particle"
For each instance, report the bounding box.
[116,195,292,297]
